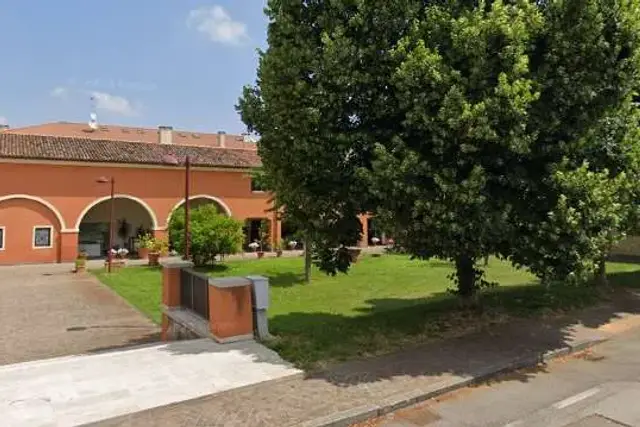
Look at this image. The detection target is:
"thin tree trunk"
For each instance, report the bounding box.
[304,236,312,284]
[483,254,489,266]
[596,255,608,287]
[455,255,477,307]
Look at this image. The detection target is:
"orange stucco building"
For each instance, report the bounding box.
[0,122,278,265]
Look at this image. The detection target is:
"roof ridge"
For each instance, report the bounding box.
[9,121,244,137]
[5,132,257,151]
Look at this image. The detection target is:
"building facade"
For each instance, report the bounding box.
[0,123,277,265]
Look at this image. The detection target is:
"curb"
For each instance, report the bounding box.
[296,336,610,427]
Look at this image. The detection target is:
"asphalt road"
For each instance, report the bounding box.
[371,326,640,427]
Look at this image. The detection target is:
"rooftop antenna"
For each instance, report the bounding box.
[88,96,98,131]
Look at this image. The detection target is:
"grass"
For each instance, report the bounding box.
[93,254,640,370]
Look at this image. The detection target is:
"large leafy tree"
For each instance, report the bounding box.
[505,1,640,284]
[239,0,640,297]
[239,0,414,274]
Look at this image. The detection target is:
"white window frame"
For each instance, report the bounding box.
[0,226,5,251]
[33,225,53,249]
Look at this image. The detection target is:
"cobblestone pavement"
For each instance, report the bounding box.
[93,291,640,427]
[0,265,159,365]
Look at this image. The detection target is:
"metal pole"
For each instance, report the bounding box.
[184,156,191,261]
[107,177,115,273]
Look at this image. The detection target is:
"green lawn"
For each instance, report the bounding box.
[94,254,640,369]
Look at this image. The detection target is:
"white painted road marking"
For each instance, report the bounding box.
[553,387,601,409]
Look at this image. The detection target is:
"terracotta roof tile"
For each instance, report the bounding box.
[7,122,259,150]
[0,133,261,169]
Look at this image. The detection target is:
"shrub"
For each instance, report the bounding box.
[168,205,244,266]
[137,233,154,250]
[149,237,169,254]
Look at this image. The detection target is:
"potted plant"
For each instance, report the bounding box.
[371,236,380,246]
[148,237,168,267]
[248,241,262,258]
[74,251,88,273]
[116,248,129,259]
[106,248,128,271]
[275,242,283,257]
[287,240,298,251]
[136,233,153,260]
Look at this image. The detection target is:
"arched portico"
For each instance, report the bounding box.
[164,195,232,228]
[76,195,158,258]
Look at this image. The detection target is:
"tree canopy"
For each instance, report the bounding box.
[239,0,640,296]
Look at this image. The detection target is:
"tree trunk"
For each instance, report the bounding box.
[596,255,608,287]
[304,237,312,284]
[455,255,477,306]
[483,254,489,266]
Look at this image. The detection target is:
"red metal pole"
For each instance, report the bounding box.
[184,156,191,261]
[107,177,115,273]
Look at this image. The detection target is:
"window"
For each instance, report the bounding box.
[33,226,53,249]
[251,178,267,192]
[0,227,4,250]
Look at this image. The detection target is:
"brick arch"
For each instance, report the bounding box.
[75,194,159,231]
[0,194,66,230]
[0,195,65,264]
[164,195,232,228]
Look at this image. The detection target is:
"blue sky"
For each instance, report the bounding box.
[0,1,268,133]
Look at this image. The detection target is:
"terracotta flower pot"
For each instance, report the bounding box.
[148,252,160,267]
[257,251,265,259]
[74,263,86,273]
[276,250,283,258]
[138,247,149,260]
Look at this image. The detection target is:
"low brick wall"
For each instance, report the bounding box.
[610,235,640,263]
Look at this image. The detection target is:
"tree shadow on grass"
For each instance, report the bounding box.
[607,269,640,289]
[268,271,640,389]
[268,272,306,288]
[195,264,230,274]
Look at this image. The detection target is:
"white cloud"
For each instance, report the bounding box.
[187,6,248,45]
[50,86,68,99]
[90,91,138,116]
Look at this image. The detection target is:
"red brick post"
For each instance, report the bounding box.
[161,260,193,341]
[208,277,254,343]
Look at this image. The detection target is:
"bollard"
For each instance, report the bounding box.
[247,275,270,340]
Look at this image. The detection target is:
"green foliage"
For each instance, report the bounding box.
[168,205,244,266]
[513,163,630,284]
[258,218,271,250]
[149,237,169,254]
[136,233,154,250]
[239,0,640,294]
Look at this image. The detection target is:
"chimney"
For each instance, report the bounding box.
[217,131,226,148]
[158,126,173,144]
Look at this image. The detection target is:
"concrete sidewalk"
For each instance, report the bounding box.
[94,290,640,427]
[0,339,300,427]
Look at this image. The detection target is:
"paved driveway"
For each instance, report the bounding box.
[0,264,159,365]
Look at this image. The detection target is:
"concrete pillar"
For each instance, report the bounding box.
[208,277,254,343]
[247,275,270,340]
[60,231,79,262]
